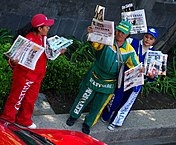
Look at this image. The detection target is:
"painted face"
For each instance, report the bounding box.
[115,30,129,44]
[143,34,156,47]
[38,26,50,36]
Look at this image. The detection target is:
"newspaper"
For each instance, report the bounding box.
[124,63,144,91]
[4,35,45,70]
[121,9,147,34]
[45,35,73,60]
[144,50,168,76]
[87,19,114,46]
[87,5,114,46]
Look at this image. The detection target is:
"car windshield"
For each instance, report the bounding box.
[13,130,54,145]
[0,119,54,145]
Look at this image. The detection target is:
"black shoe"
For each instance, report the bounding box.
[82,123,90,135]
[66,116,77,126]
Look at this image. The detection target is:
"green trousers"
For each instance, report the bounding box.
[69,84,113,127]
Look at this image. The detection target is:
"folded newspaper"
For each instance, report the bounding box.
[124,63,144,91]
[87,19,114,46]
[45,35,73,60]
[87,5,114,46]
[4,35,45,70]
[144,50,168,76]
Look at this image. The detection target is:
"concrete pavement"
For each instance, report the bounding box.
[33,94,176,144]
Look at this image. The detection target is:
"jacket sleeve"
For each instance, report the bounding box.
[125,43,140,68]
[91,42,104,51]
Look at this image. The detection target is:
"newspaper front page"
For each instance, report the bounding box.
[45,35,73,60]
[87,5,114,46]
[144,50,168,76]
[4,35,45,70]
[124,63,144,91]
[87,19,114,46]
[121,9,147,34]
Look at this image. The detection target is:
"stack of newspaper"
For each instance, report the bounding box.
[45,35,73,60]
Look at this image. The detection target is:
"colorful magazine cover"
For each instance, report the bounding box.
[144,50,168,76]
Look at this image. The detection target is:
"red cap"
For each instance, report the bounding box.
[31,14,54,27]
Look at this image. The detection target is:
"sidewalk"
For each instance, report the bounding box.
[33,94,176,144]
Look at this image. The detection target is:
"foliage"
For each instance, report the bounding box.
[41,38,94,99]
[65,37,95,62]
[0,29,13,109]
[0,29,14,44]
[141,47,176,99]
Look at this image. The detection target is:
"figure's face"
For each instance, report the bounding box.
[115,30,129,43]
[38,25,50,36]
[99,9,103,14]
[143,34,156,47]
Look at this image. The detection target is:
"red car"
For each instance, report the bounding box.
[0,118,106,145]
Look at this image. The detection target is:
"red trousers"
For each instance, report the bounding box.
[1,66,45,126]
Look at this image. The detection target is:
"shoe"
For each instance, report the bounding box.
[27,123,37,129]
[107,124,116,131]
[66,116,77,126]
[15,122,37,129]
[101,117,107,123]
[82,123,90,135]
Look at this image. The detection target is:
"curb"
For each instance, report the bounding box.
[32,109,176,144]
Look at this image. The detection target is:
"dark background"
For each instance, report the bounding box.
[0,0,176,52]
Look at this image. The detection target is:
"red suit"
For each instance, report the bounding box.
[1,32,47,126]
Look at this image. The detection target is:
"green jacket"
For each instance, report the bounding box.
[81,41,139,94]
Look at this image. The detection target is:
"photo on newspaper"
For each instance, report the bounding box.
[144,50,168,76]
[124,63,144,91]
[4,35,45,70]
[121,9,147,34]
[45,35,73,60]
[87,19,114,46]
[93,5,105,22]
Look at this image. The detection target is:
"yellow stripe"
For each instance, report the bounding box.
[93,72,116,82]
[92,94,114,126]
[118,25,129,31]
